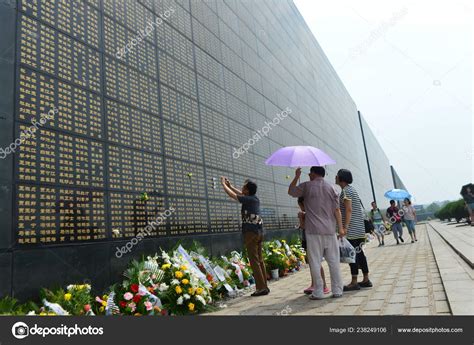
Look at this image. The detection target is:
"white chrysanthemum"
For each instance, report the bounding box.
[171,279,180,286]
[159,283,169,292]
[66,285,73,291]
[177,296,183,305]
[183,294,191,300]
[196,295,206,305]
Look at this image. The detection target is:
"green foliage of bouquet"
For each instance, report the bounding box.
[40,284,93,315]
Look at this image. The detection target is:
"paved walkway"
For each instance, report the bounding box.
[208,224,455,315]
[428,221,473,267]
[427,221,474,315]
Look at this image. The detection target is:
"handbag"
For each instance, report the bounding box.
[359,200,374,233]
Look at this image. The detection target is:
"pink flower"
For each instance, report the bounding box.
[95,296,103,303]
[144,301,153,311]
[124,292,133,301]
[84,304,91,312]
[128,302,136,312]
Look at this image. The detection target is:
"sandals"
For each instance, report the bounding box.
[343,284,360,291]
[251,288,270,297]
[358,280,373,288]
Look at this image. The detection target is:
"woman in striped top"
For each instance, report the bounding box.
[336,169,373,291]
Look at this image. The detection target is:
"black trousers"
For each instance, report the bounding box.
[348,238,369,276]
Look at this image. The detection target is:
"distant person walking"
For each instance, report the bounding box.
[335,169,373,291]
[387,200,404,244]
[288,166,345,299]
[297,197,330,295]
[402,198,417,243]
[463,186,474,225]
[220,177,269,297]
[369,201,386,246]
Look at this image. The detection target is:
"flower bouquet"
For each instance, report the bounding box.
[111,257,166,316]
[39,284,93,316]
[157,250,213,315]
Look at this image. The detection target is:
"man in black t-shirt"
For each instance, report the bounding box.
[386,200,404,245]
[221,177,269,296]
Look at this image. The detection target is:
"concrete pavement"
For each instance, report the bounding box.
[207,223,472,315]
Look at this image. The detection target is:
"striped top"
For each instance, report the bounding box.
[339,185,366,239]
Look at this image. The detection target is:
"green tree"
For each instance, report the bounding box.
[426,202,441,213]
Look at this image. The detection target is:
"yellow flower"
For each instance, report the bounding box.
[102,294,108,301]
[175,286,182,294]
[99,306,105,313]
[188,287,195,295]
[196,287,203,295]
[64,293,72,301]
[175,271,184,279]
[188,303,195,311]
[181,279,189,285]
[101,301,107,307]
[39,312,47,316]
[180,265,187,271]
[161,263,171,270]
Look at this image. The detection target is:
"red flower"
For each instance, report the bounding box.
[133,294,142,303]
[161,309,168,316]
[119,301,127,308]
[130,284,139,293]
[84,304,91,312]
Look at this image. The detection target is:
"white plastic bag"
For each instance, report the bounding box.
[339,237,356,264]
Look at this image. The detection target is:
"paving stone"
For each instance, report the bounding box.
[395,280,410,287]
[334,306,359,315]
[412,282,428,289]
[409,307,431,315]
[388,294,407,303]
[345,297,368,306]
[376,285,392,292]
[393,286,410,294]
[371,291,389,300]
[410,297,429,308]
[412,288,429,297]
[364,300,384,311]
[435,300,450,313]
[384,303,405,315]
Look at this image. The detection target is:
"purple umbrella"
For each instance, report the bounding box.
[265,146,336,167]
